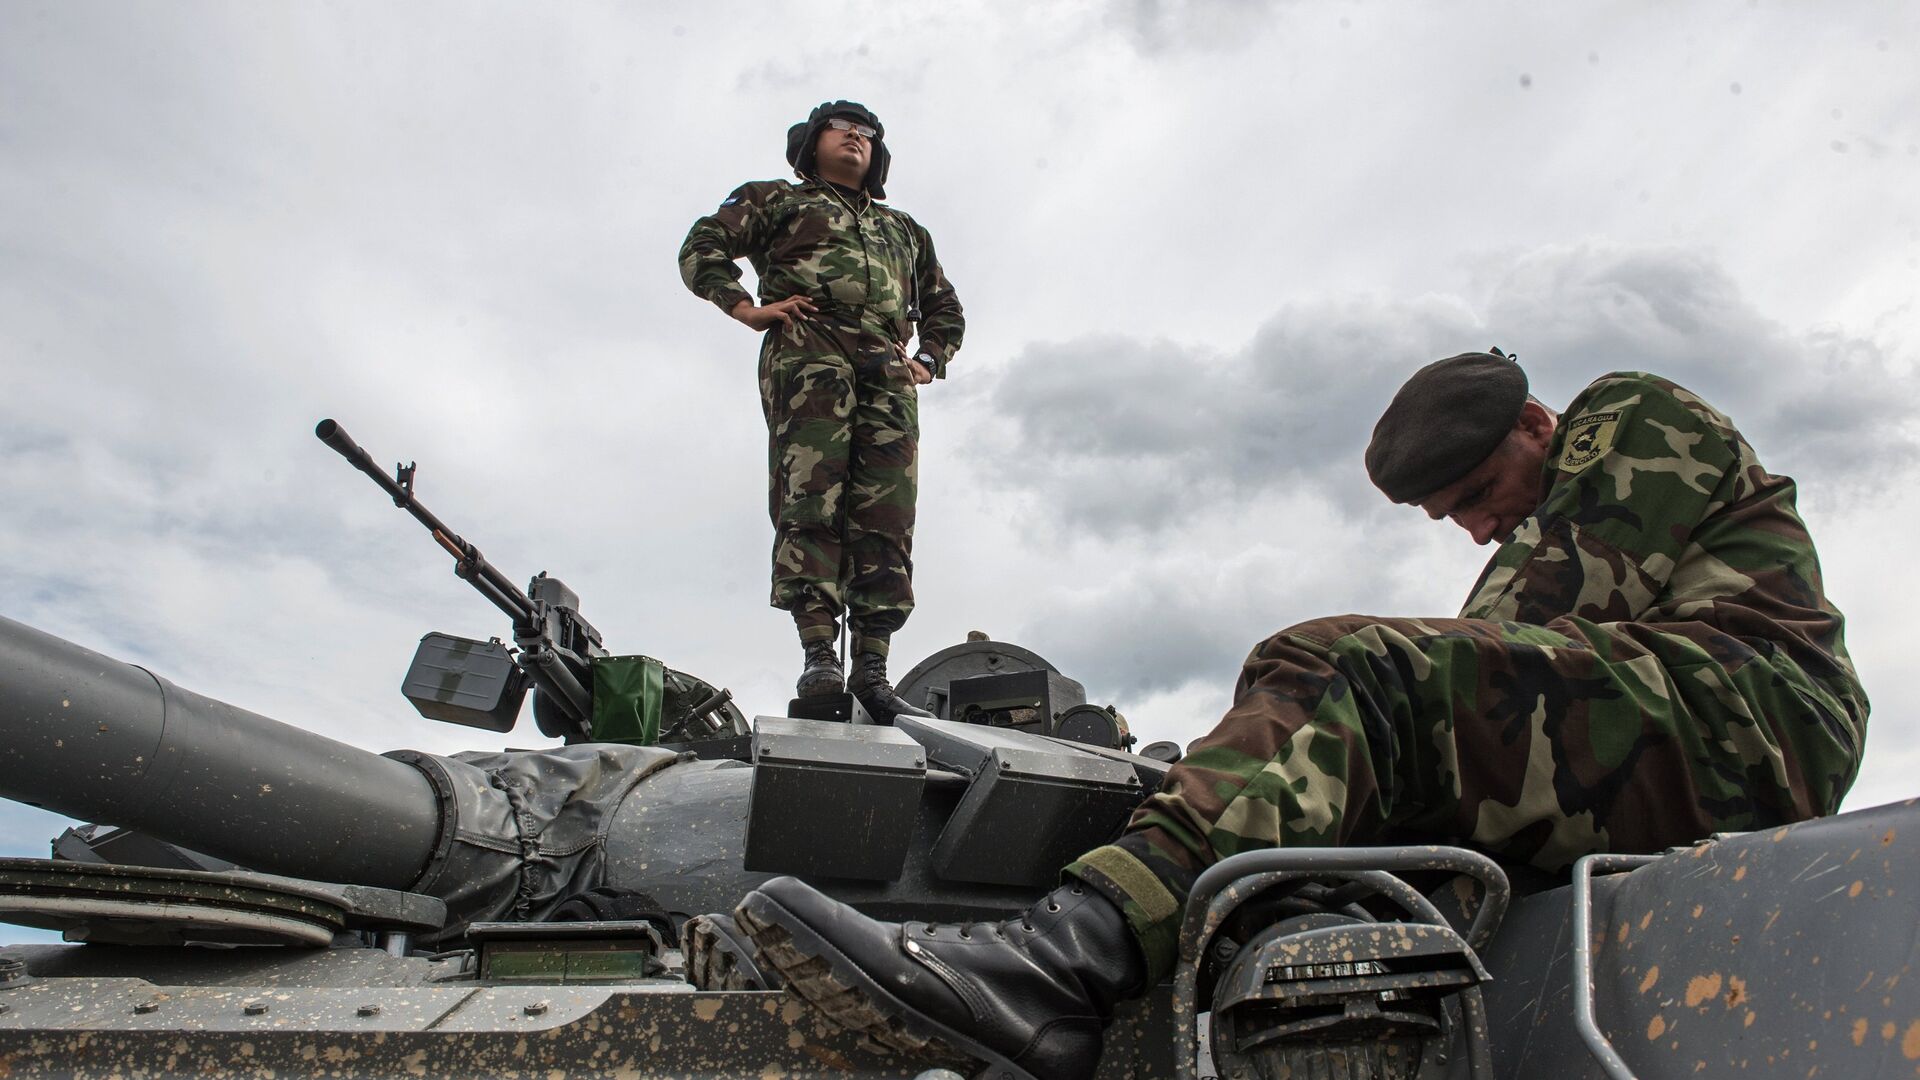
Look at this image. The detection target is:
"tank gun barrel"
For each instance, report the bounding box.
[0,614,441,891]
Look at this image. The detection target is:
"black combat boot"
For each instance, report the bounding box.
[845,650,933,721]
[796,640,844,698]
[736,876,1146,1080]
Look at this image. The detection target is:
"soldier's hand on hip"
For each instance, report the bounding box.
[730,295,817,332]
[892,341,933,385]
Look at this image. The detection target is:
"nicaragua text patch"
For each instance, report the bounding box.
[1560,411,1621,473]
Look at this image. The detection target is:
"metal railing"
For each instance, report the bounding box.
[1569,852,1660,1080]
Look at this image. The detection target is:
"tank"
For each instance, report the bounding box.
[0,424,1913,1079]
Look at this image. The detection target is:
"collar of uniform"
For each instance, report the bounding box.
[1539,410,1570,497]
[804,177,877,215]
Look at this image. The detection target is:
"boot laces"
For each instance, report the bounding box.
[855,654,894,692]
[921,885,1085,939]
[919,920,989,939]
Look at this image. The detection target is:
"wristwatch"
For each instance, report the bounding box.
[914,351,945,379]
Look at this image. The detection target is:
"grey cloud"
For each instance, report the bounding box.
[733,57,820,95]
[1480,244,1918,486]
[1102,0,1280,56]
[968,244,1914,537]
[998,506,1483,705]
[963,294,1481,532]
[1021,568,1262,704]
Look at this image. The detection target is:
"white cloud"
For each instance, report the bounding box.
[1,1,1915,878]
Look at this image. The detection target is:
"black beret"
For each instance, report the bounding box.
[1365,351,1529,504]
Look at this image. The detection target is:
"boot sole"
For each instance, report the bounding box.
[680,913,784,992]
[795,676,846,698]
[736,891,1038,1080]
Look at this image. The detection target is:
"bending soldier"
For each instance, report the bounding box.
[730,351,1868,1080]
[679,101,965,720]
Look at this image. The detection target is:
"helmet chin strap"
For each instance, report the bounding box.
[811,154,872,193]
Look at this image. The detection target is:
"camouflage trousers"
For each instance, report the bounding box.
[1065,614,1864,981]
[758,315,919,655]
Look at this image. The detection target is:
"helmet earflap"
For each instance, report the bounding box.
[786,122,810,177]
[865,140,890,200]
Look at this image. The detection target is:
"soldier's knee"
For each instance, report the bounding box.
[1251,615,1381,656]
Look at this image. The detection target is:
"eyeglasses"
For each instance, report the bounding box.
[825,118,877,139]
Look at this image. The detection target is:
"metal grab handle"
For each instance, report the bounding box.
[1171,845,1513,1080]
[1174,869,1470,1080]
[1571,853,1660,1080]
[1185,845,1513,954]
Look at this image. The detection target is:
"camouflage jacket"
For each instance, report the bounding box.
[1460,372,1868,729]
[678,179,965,371]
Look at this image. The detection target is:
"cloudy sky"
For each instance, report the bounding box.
[2,2,1916,886]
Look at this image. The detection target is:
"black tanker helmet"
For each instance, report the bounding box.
[785,100,890,198]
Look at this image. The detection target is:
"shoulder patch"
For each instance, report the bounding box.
[1559,411,1621,473]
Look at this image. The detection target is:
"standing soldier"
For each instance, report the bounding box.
[679,101,964,720]
[726,351,1869,1080]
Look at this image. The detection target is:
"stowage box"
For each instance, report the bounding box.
[896,718,1145,888]
[744,717,927,881]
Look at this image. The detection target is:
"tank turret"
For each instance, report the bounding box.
[0,613,1165,936]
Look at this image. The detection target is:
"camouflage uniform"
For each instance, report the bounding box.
[1066,372,1868,980]
[679,179,963,653]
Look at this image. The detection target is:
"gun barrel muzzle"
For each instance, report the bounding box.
[314,418,360,458]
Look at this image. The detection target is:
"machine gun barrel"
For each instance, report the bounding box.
[0,615,442,891]
[314,419,534,628]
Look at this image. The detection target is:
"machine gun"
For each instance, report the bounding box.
[316,419,608,741]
